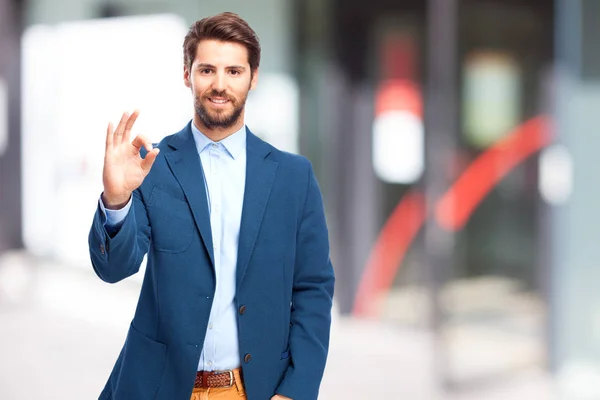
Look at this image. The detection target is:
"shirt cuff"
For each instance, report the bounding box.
[98,194,132,228]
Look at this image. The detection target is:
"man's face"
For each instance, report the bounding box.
[184,39,258,130]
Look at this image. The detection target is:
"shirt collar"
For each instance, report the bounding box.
[190,121,246,159]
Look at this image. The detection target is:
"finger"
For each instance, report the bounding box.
[140,148,160,173]
[114,112,129,141]
[131,134,153,154]
[122,110,139,144]
[106,122,114,149]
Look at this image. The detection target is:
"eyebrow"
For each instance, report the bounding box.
[196,63,246,70]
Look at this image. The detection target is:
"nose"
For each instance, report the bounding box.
[212,71,226,93]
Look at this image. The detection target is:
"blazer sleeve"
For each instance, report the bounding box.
[276,163,335,400]
[88,188,151,284]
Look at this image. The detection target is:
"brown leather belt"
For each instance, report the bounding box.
[194,370,239,388]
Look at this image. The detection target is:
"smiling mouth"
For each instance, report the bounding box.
[208,97,230,105]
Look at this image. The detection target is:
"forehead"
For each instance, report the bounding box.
[193,39,249,66]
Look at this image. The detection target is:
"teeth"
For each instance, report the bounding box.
[210,99,228,104]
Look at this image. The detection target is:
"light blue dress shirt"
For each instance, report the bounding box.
[99,123,247,372]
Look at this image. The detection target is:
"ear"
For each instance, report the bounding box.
[184,64,192,88]
[250,68,259,91]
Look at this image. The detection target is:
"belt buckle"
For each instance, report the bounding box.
[216,370,234,388]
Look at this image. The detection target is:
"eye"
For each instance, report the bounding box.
[200,69,212,75]
[229,70,241,76]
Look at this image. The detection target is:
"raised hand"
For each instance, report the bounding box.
[102,111,160,209]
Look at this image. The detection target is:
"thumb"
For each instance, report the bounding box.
[141,148,160,173]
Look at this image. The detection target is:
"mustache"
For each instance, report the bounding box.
[204,90,233,101]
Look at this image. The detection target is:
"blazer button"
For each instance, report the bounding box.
[100,244,105,255]
[239,305,246,315]
[244,353,252,363]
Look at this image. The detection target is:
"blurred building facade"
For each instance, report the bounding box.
[1,0,600,397]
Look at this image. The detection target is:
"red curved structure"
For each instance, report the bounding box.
[352,115,553,318]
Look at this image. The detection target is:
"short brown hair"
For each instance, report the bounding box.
[183,12,261,73]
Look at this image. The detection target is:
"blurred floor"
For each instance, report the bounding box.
[0,251,555,399]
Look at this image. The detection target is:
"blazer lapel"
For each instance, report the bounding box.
[236,130,278,288]
[165,123,214,267]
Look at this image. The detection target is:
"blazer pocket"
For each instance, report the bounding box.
[113,323,167,400]
[279,349,291,377]
[147,187,194,253]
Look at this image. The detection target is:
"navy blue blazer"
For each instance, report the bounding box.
[88,123,335,400]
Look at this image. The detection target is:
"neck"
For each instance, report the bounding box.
[193,113,245,142]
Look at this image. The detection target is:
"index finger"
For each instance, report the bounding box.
[131,134,153,154]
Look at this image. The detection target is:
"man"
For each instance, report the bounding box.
[88,12,335,400]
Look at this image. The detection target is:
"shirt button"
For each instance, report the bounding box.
[208,323,213,329]
[208,361,213,367]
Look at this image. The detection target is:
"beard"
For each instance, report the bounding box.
[194,88,248,130]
